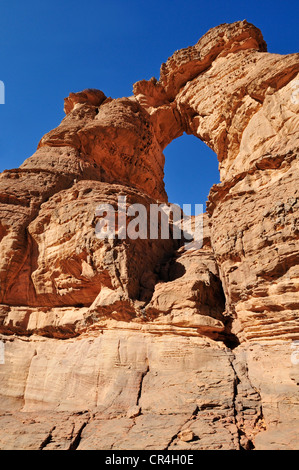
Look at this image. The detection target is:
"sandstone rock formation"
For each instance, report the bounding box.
[0,20,298,450]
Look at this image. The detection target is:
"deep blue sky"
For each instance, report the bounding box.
[0,0,298,210]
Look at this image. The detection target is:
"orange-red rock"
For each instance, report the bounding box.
[0,20,298,450]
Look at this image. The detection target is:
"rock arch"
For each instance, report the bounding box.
[0,21,298,449]
[0,20,298,341]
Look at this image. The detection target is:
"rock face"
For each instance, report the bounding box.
[0,20,298,450]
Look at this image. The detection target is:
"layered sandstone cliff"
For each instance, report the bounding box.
[0,20,298,450]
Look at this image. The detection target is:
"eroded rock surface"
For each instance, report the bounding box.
[0,20,298,450]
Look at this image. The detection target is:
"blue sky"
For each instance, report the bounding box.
[0,0,298,210]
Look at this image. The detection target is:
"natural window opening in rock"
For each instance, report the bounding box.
[164,133,220,214]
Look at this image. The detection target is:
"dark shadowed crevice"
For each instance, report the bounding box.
[39,427,55,450]
[68,420,89,451]
[136,363,149,407]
